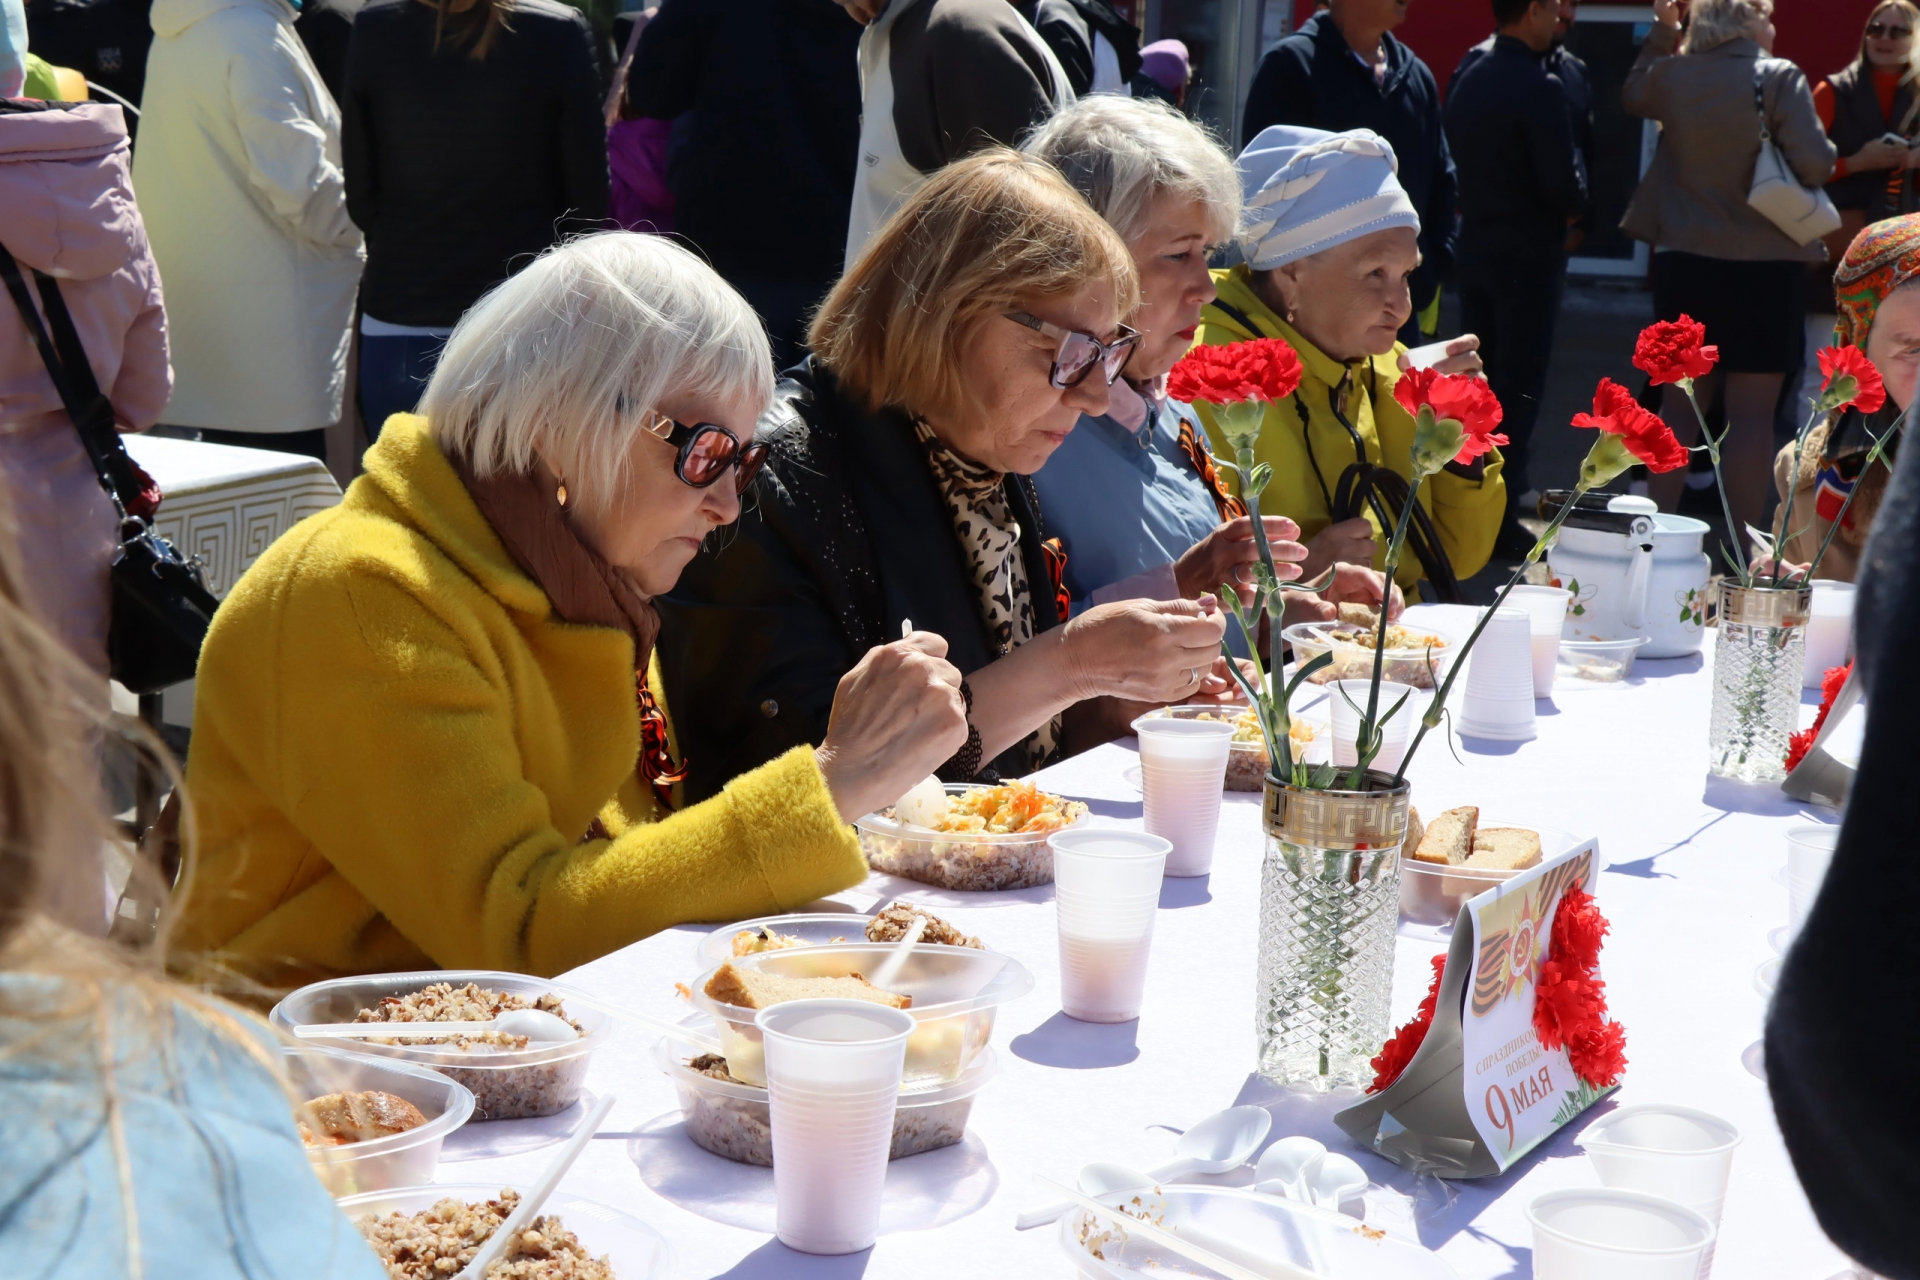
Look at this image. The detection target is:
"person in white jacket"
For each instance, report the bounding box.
[134,0,362,460]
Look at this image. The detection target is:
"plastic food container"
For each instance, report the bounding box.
[1283,620,1458,689]
[855,783,1090,890]
[691,942,1031,1087]
[694,913,877,968]
[339,1183,673,1279]
[1398,823,1579,927]
[656,1036,998,1166]
[1556,635,1648,683]
[270,970,610,1121]
[286,1045,473,1197]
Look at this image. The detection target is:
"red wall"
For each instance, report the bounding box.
[1291,1,1872,93]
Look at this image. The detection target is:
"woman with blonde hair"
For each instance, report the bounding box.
[175,232,967,988]
[0,512,386,1275]
[660,149,1234,801]
[1814,2,1920,236]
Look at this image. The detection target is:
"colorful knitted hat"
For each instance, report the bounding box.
[1834,214,1920,350]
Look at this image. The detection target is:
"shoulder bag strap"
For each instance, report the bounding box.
[0,240,146,513]
[1754,65,1773,142]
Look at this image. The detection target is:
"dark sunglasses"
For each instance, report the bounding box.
[1005,311,1142,388]
[1869,21,1913,36]
[645,413,768,491]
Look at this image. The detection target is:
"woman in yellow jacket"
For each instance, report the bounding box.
[1193,126,1506,600]
[173,233,969,988]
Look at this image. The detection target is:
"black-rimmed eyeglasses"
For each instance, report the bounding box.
[1005,312,1141,388]
[645,413,768,492]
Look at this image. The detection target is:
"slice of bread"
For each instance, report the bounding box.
[1465,827,1542,871]
[1411,806,1478,865]
[1403,806,1425,860]
[703,963,912,1011]
[1336,602,1381,630]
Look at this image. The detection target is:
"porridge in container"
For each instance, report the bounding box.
[339,1184,671,1279]
[855,780,1090,890]
[1149,706,1322,791]
[270,971,609,1121]
[1283,620,1456,689]
[656,1037,999,1165]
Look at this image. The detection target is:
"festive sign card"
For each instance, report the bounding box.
[1335,840,1618,1179]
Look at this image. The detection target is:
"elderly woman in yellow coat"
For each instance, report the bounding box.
[174,233,969,988]
[1193,126,1506,600]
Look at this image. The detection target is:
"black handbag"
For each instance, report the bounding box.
[0,241,218,694]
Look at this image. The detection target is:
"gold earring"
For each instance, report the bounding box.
[555,479,570,509]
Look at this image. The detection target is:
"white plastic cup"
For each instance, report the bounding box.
[1785,825,1840,939]
[1577,1105,1741,1278]
[1132,716,1235,877]
[1803,580,1856,688]
[1458,608,1538,741]
[1527,1188,1716,1280]
[757,999,915,1255]
[1049,830,1170,1023]
[1328,679,1414,772]
[1506,585,1573,696]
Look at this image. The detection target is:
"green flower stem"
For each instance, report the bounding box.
[1392,483,1592,785]
[1679,381,1750,585]
[1806,401,1911,578]
[1350,473,1424,789]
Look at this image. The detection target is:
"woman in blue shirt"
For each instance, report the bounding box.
[1025,97,1394,624]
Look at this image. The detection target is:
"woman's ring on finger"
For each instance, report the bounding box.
[1187,666,1199,685]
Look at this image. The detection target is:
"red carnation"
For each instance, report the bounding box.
[1167,338,1305,406]
[1818,346,1887,415]
[1395,367,1509,464]
[1632,316,1719,386]
[1547,887,1610,974]
[1367,954,1445,1094]
[1788,660,1854,771]
[1572,378,1690,474]
[1532,959,1604,1052]
[1567,1021,1629,1089]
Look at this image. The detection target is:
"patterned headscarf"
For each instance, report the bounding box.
[1834,214,1920,349]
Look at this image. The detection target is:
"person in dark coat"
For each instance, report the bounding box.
[341,0,609,441]
[1240,0,1455,346]
[294,0,358,104]
[1766,355,1920,1280]
[623,0,861,370]
[1018,0,1139,97]
[1444,0,1586,524]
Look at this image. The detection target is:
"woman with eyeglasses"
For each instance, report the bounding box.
[1024,96,1393,626]
[658,149,1233,803]
[173,233,968,986]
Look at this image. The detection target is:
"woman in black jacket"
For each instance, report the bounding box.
[657,151,1260,803]
[342,0,609,442]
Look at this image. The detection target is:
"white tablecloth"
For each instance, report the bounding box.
[442,623,1848,1279]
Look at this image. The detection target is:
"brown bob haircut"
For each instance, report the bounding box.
[810,148,1141,421]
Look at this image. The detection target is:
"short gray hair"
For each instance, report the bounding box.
[1683,0,1772,53]
[421,232,773,516]
[1023,96,1241,248]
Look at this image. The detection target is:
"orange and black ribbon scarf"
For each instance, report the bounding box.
[1178,414,1247,521]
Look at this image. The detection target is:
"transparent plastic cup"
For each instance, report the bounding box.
[1328,679,1414,772]
[1506,585,1572,696]
[1132,716,1234,877]
[1577,1105,1741,1278]
[1786,825,1840,940]
[1527,1188,1716,1280]
[1049,831,1170,1023]
[1803,580,1856,689]
[757,999,915,1255]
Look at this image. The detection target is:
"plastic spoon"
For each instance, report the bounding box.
[866,913,927,991]
[1017,1105,1273,1229]
[451,1092,617,1280]
[1254,1135,1327,1202]
[1013,1162,1156,1231]
[1036,1176,1319,1280]
[552,991,724,1054]
[1308,1153,1368,1209]
[293,1009,578,1042]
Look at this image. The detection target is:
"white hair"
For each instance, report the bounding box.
[421,232,773,516]
[1683,0,1773,53]
[1023,96,1241,248]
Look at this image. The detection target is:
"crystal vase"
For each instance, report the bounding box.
[1708,581,1812,783]
[1256,773,1409,1091]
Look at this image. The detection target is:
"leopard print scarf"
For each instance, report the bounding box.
[913,420,1058,770]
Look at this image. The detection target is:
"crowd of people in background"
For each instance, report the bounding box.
[5,0,1920,1273]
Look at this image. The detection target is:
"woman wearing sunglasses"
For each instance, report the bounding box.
[659,150,1233,803]
[173,233,968,986]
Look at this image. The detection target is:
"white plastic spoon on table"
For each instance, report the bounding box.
[866,913,927,991]
[1015,1106,1273,1229]
[1253,1137,1367,1210]
[451,1092,618,1280]
[1035,1175,1318,1280]
[294,1009,579,1042]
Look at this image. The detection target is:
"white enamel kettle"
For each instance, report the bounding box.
[1542,493,1711,659]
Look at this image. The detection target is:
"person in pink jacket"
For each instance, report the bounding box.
[0,98,171,672]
